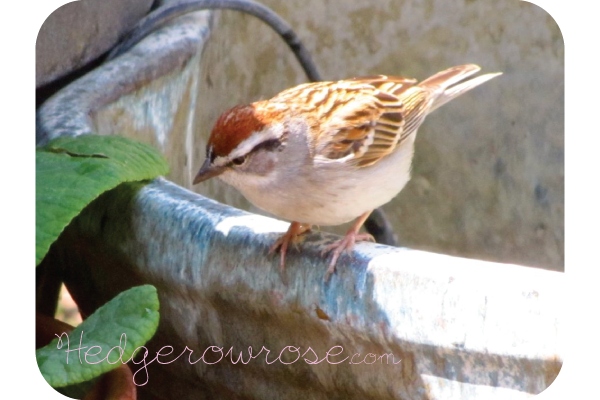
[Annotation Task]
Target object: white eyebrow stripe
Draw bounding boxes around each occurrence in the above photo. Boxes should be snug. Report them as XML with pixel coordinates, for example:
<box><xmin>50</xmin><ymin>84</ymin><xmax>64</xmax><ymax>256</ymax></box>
<box><xmin>227</xmin><ymin>123</ymin><xmax>285</xmax><ymax>160</ymax></box>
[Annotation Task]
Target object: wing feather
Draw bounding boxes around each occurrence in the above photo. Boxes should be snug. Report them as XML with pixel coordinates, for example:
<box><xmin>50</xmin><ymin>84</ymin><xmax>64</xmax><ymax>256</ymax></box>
<box><xmin>310</xmin><ymin>77</ymin><xmax>418</xmax><ymax>167</ymax></box>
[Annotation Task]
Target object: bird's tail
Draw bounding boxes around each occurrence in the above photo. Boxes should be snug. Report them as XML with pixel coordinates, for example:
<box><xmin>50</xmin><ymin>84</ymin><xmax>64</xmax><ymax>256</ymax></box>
<box><xmin>419</xmin><ymin>64</ymin><xmax>502</xmax><ymax>112</ymax></box>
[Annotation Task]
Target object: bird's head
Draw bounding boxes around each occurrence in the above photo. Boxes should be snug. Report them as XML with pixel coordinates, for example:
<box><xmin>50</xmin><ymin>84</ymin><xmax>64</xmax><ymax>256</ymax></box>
<box><xmin>193</xmin><ymin>102</ymin><xmax>288</xmax><ymax>185</ymax></box>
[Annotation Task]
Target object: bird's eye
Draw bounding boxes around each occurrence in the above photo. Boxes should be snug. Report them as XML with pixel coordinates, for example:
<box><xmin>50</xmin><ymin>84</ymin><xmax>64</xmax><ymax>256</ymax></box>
<box><xmin>232</xmin><ymin>156</ymin><xmax>246</xmax><ymax>166</ymax></box>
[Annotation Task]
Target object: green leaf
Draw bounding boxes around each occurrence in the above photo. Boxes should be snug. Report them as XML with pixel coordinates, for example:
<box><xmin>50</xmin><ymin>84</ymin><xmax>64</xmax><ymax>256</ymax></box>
<box><xmin>36</xmin><ymin>135</ymin><xmax>169</xmax><ymax>266</ymax></box>
<box><xmin>36</xmin><ymin>285</ymin><xmax>160</xmax><ymax>388</ymax></box>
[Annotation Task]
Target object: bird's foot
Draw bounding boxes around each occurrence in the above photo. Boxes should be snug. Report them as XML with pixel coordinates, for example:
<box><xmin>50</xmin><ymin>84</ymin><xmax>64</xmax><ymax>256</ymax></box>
<box><xmin>269</xmin><ymin>222</ymin><xmax>311</xmax><ymax>275</ymax></box>
<box><xmin>321</xmin><ymin>211</ymin><xmax>374</xmax><ymax>282</ymax></box>
<box><xmin>322</xmin><ymin>231</ymin><xmax>374</xmax><ymax>282</ymax></box>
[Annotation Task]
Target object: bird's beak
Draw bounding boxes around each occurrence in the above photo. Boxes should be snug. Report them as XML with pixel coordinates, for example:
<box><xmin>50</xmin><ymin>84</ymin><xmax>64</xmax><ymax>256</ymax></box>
<box><xmin>193</xmin><ymin>159</ymin><xmax>225</xmax><ymax>184</ymax></box>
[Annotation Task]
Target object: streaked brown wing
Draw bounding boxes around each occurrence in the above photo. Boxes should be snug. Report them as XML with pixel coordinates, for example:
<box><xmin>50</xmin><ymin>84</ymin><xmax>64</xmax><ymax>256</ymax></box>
<box><xmin>270</xmin><ymin>65</ymin><xmax>497</xmax><ymax>168</ymax></box>
<box><xmin>310</xmin><ymin>78</ymin><xmax>423</xmax><ymax>167</ymax></box>
<box><xmin>271</xmin><ymin>76</ymin><xmax>432</xmax><ymax>168</ymax></box>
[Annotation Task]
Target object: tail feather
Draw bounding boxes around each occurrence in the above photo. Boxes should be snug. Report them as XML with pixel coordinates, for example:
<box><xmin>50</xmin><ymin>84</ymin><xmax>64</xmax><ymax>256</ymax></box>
<box><xmin>419</xmin><ymin>64</ymin><xmax>502</xmax><ymax>112</ymax></box>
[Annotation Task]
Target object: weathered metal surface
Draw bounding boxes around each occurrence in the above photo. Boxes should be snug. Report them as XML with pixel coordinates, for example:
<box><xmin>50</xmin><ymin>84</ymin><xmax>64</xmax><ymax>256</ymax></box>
<box><xmin>49</xmin><ymin>178</ymin><xmax>562</xmax><ymax>400</ymax></box>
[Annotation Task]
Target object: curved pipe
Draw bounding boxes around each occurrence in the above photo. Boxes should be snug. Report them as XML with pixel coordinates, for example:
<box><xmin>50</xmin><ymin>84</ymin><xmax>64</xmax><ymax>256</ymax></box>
<box><xmin>107</xmin><ymin>0</ymin><xmax>322</xmax><ymax>82</ymax></box>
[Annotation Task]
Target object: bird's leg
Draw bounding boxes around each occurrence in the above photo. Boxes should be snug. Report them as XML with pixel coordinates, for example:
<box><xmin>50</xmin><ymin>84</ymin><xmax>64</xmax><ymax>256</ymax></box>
<box><xmin>269</xmin><ymin>221</ymin><xmax>311</xmax><ymax>273</ymax></box>
<box><xmin>322</xmin><ymin>211</ymin><xmax>375</xmax><ymax>282</ymax></box>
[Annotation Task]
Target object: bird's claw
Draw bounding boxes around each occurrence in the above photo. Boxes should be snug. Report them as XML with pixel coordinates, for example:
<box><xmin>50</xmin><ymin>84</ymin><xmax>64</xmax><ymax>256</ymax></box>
<box><xmin>322</xmin><ymin>232</ymin><xmax>374</xmax><ymax>282</ymax></box>
<box><xmin>269</xmin><ymin>223</ymin><xmax>311</xmax><ymax>276</ymax></box>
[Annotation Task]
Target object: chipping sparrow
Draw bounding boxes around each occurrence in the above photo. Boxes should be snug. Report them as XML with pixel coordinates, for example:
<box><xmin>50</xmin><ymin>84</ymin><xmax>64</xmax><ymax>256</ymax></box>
<box><xmin>194</xmin><ymin>64</ymin><xmax>501</xmax><ymax>281</ymax></box>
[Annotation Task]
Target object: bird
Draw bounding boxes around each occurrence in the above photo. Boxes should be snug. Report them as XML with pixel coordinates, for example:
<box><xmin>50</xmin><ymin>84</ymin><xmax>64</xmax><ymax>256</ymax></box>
<box><xmin>193</xmin><ymin>64</ymin><xmax>501</xmax><ymax>281</ymax></box>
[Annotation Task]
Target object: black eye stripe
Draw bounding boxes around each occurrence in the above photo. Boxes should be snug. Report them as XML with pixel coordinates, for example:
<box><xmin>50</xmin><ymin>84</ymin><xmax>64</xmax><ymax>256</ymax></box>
<box><xmin>251</xmin><ymin>138</ymin><xmax>282</xmax><ymax>153</ymax></box>
<box><xmin>232</xmin><ymin>156</ymin><xmax>246</xmax><ymax>165</ymax></box>
<box><xmin>227</xmin><ymin>139</ymin><xmax>284</xmax><ymax>167</ymax></box>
